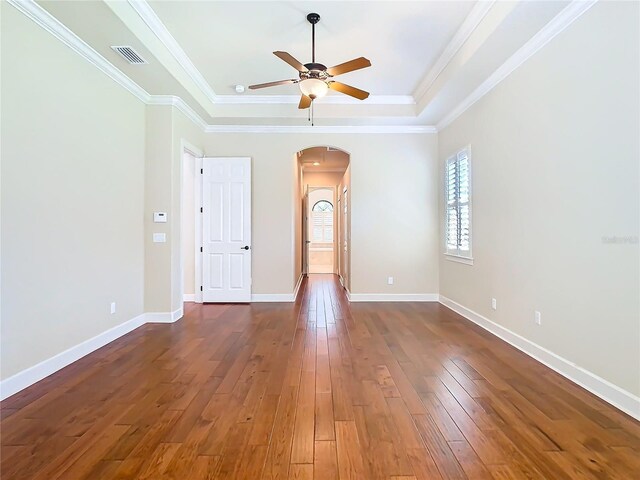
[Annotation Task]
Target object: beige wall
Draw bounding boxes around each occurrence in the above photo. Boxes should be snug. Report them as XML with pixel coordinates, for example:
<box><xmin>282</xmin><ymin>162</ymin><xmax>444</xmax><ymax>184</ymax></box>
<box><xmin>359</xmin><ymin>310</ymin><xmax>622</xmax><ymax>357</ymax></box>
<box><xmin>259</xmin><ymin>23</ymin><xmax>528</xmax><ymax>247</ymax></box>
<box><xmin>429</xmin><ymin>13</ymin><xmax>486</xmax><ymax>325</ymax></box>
<box><xmin>199</xmin><ymin>133</ymin><xmax>440</xmax><ymax>296</ymax></box>
<box><xmin>144</xmin><ymin>106</ymin><xmax>202</xmax><ymax>312</ymax></box>
<box><xmin>1</xmin><ymin>4</ymin><xmax>146</xmax><ymax>379</ymax></box>
<box><xmin>438</xmin><ymin>1</ymin><xmax>640</xmax><ymax>396</ymax></box>
<box><xmin>144</xmin><ymin>106</ymin><xmax>173</xmax><ymax>312</ymax></box>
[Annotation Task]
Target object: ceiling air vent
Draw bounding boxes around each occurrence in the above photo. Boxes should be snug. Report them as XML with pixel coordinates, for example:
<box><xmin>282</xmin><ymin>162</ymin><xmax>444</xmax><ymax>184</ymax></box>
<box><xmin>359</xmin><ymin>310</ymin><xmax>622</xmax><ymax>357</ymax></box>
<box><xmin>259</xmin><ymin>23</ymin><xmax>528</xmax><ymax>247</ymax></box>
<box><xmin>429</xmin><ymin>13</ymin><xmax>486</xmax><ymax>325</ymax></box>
<box><xmin>111</xmin><ymin>46</ymin><xmax>148</xmax><ymax>65</ymax></box>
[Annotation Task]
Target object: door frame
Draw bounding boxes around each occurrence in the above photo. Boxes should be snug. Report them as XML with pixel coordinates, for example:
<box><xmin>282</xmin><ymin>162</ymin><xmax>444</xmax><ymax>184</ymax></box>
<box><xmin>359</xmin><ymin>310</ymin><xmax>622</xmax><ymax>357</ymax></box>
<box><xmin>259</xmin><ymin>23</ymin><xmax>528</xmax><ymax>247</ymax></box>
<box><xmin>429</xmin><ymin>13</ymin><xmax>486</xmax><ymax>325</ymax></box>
<box><xmin>194</xmin><ymin>154</ymin><xmax>203</xmax><ymax>303</ymax></box>
<box><xmin>180</xmin><ymin>140</ymin><xmax>204</xmax><ymax>304</ymax></box>
<box><xmin>306</xmin><ymin>185</ymin><xmax>337</xmax><ymax>275</ymax></box>
<box><xmin>193</xmin><ymin>156</ymin><xmax>252</xmax><ymax>304</ymax></box>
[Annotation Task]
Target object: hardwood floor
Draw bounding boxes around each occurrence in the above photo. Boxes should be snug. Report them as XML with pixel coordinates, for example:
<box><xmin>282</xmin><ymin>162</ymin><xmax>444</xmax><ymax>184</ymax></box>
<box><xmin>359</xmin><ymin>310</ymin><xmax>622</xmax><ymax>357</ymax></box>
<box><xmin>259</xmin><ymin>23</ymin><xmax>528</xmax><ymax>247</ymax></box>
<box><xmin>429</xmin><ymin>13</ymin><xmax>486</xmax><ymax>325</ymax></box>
<box><xmin>1</xmin><ymin>274</ymin><xmax>639</xmax><ymax>479</ymax></box>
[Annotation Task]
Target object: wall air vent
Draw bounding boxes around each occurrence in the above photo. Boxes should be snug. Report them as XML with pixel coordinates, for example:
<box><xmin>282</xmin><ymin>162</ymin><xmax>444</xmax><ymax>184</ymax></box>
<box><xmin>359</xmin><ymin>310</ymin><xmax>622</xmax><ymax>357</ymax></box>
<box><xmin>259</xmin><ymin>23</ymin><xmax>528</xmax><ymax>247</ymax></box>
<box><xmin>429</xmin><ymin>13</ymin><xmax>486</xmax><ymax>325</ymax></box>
<box><xmin>110</xmin><ymin>46</ymin><xmax>148</xmax><ymax>65</ymax></box>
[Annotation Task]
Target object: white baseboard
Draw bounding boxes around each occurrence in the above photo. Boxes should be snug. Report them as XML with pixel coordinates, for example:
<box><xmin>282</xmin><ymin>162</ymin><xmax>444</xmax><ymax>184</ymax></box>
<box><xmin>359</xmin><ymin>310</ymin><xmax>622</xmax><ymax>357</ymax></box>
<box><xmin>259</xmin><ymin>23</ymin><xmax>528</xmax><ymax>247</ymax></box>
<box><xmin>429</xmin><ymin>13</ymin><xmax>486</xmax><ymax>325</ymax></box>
<box><xmin>439</xmin><ymin>295</ymin><xmax>640</xmax><ymax>421</ymax></box>
<box><xmin>183</xmin><ymin>294</ymin><xmax>195</xmax><ymax>302</ymax></box>
<box><xmin>0</xmin><ymin>313</ymin><xmax>146</xmax><ymax>401</ymax></box>
<box><xmin>348</xmin><ymin>293</ymin><xmax>439</xmax><ymax>302</ymax></box>
<box><xmin>145</xmin><ymin>306</ymin><xmax>184</xmax><ymax>324</ymax></box>
<box><xmin>1</xmin><ymin>305</ymin><xmax>187</xmax><ymax>400</ymax></box>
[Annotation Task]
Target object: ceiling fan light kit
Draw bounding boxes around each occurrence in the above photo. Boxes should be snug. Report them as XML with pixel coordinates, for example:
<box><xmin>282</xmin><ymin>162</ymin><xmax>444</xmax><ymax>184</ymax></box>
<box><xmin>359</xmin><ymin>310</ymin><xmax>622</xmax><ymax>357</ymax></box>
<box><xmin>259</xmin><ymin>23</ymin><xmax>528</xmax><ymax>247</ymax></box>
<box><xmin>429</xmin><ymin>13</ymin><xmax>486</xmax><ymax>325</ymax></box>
<box><xmin>299</xmin><ymin>78</ymin><xmax>328</xmax><ymax>100</ymax></box>
<box><xmin>248</xmin><ymin>12</ymin><xmax>372</xmax><ymax>116</ymax></box>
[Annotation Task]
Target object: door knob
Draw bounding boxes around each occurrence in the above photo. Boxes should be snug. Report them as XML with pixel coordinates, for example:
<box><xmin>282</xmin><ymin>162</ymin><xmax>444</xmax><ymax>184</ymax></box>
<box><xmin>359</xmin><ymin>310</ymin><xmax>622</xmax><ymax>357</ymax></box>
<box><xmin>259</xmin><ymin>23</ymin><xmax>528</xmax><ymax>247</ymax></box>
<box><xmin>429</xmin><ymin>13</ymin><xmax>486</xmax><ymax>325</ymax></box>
<box><xmin>241</xmin><ymin>246</ymin><xmax>250</xmax><ymax>250</ymax></box>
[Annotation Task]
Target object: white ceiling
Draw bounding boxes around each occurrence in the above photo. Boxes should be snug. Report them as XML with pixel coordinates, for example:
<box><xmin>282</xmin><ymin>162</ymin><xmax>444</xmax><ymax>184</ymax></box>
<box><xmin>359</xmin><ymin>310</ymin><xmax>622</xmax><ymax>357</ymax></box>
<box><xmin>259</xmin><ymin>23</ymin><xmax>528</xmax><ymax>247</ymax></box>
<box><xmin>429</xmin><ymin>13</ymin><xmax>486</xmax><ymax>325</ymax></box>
<box><xmin>32</xmin><ymin>0</ymin><xmax>578</xmax><ymax>128</ymax></box>
<box><xmin>148</xmin><ymin>1</ymin><xmax>475</xmax><ymax>96</ymax></box>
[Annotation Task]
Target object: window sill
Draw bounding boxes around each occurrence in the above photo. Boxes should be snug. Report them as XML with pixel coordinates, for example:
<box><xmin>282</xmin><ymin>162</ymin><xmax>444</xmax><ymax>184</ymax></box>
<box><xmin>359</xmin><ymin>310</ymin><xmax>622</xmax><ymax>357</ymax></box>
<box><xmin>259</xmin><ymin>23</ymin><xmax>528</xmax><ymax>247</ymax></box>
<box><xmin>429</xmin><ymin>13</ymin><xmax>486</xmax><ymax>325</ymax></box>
<box><xmin>444</xmin><ymin>254</ymin><xmax>474</xmax><ymax>266</ymax></box>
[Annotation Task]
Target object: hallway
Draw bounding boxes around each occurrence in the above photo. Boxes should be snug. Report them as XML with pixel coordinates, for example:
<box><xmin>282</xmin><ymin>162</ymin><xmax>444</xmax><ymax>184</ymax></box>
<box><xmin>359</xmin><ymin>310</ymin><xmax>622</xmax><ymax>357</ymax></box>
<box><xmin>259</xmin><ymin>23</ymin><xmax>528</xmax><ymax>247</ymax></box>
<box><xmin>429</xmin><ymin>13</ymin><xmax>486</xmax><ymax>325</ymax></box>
<box><xmin>1</xmin><ymin>274</ymin><xmax>639</xmax><ymax>479</ymax></box>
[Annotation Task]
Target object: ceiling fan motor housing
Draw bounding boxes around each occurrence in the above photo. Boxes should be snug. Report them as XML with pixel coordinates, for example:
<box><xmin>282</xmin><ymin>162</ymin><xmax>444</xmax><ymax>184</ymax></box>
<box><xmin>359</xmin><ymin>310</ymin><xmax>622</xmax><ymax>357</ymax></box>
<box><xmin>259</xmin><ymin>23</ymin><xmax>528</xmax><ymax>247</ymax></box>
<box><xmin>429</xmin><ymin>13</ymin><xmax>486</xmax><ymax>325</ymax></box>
<box><xmin>301</xmin><ymin>63</ymin><xmax>329</xmax><ymax>83</ymax></box>
<box><xmin>307</xmin><ymin>13</ymin><xmax>320</xmax><ymax>24</ymax></box>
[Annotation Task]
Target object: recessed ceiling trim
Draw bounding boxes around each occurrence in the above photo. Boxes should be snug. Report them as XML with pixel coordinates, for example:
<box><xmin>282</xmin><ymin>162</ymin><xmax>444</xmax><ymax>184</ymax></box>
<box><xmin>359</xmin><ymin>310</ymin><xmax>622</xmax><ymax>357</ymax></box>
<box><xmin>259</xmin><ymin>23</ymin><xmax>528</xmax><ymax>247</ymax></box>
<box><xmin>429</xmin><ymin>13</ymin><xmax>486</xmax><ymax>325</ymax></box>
<box><xmin>214</xmin><ymin>95</ymin><xmax>415</xmax><ymax>105</ymax></box>
<box><xmin>7</xmin><ymin>0</ymin><xmax>434</xmax><ymax>134</ymax></box>
<box><xmin>11</xmin><ymin>0</ymin><xmax>597</xmax><ymax>136</ymax></box>
<box><xmin>125</xmin><ymin>1</ymin><xmax>415</xmax><ymax>109</ymax></box>
<box><xmin>437</xmin><ymin>0</ymin><xmax>598</xmax><ymax>131</ymax></box>
<box><xmin>413</xmin><ymin>1</ymin><xmax>495</xmax><ymax>109</ymax></box>
<box><xmin>147</xmin><ymin>95</ymin><xmax>208</xmax><ymax>130</ymax></box>
<box><xmin>127</xmin><ymin>0</ymin><xmax>218</xmax><ymax>103</ymax></box>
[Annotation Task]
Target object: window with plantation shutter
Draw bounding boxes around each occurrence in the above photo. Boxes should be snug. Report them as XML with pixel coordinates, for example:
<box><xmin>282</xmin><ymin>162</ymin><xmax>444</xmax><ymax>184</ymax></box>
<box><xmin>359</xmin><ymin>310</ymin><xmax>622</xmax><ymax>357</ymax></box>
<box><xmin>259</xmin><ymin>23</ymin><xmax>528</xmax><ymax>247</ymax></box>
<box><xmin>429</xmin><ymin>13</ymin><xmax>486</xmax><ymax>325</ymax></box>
<box><xmin>445</xmin><ymin>147</ymin><xmax>472</xmax><ymax>263</ymax></box>
<box><xmin>312</xmin><ymin>200</ymin><xmax>334</xmax><ymax>243</ymax></box>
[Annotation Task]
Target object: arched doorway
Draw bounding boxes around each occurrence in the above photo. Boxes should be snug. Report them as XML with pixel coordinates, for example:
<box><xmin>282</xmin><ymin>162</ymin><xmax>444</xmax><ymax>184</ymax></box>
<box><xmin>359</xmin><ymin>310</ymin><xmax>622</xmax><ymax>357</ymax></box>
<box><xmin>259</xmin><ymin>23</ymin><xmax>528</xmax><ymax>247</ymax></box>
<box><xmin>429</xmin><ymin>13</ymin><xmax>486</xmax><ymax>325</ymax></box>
<box><xmin>296</xmin><ymin>146</ymin><xmax>351</xmax><ymax>289</ymax></box>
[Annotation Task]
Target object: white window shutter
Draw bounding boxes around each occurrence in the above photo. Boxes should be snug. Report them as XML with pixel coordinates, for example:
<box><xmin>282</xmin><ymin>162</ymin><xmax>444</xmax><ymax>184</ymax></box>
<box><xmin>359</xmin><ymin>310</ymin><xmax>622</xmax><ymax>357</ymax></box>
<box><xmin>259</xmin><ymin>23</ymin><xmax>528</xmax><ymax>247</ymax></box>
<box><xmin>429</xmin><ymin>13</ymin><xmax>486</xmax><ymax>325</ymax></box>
<box><xmin>445</xmin><ymin>147</ymin><xmax>472</xmax><ymax>258</ymax></box>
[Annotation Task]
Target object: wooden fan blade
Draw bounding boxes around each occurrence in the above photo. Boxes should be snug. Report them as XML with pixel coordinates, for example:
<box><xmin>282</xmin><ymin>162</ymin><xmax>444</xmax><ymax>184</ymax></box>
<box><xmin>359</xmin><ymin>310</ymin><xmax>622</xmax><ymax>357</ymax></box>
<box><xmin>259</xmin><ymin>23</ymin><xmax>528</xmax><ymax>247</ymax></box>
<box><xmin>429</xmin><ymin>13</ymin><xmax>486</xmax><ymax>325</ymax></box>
<box><xmin>298</xmin><ymin>94</ymin><xmax>312</xmax><ymax>109</ymax></box>
<box><xmin>248</xmin><ymin>79</ymin><xmax>298</xmax><ymax>90</ymax></box>
<box><xmin>328</xmin><ymin>81</ymin><xmax>369</xmax><ymax>100</ymax></box>
<box><xmin>326</xmin><ymin>57</ymin><xmax>371</xmax><ymax>76</ymax></box>
<box><xmin>274</xmin><ymin>51</ymin><xmax>309</xmax><ymax>72</ymax></box>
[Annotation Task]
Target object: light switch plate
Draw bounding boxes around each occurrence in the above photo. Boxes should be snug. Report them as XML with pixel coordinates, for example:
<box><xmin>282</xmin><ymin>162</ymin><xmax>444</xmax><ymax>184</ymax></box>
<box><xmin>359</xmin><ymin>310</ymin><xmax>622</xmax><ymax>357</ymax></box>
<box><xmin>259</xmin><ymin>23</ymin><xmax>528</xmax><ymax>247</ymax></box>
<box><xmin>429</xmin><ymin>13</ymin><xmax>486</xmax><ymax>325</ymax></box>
<box><xmin>153</xmin><ymin>233</ymin><xmax>166</xmax><ymax>243</ymax></box>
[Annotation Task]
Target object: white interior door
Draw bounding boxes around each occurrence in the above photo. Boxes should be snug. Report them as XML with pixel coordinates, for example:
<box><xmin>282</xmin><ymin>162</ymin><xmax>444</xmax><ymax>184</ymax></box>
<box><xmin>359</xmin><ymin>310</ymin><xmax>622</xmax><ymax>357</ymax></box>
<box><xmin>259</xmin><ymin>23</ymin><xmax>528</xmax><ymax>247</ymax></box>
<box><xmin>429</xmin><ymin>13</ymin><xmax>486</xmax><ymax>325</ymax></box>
<box><xmin>202</xmin><ymin>157</ymin><xmax>251</xmax><ymax>302</ymax></box>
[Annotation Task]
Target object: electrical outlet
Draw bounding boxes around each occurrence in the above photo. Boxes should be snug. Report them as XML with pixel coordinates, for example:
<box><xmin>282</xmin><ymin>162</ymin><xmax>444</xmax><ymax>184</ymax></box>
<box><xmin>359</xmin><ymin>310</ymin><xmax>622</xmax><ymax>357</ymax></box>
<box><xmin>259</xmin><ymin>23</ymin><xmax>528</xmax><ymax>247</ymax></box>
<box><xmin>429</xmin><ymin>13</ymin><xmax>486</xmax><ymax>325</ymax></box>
<box><xmin>387</xmin><ymin>276</ymin><xmax>394</xmax><ymax>285</ymax></box>
<box><xmin>535</xmin><ymin>311</ymin><xmax>541</xmax><ymax>325</ymax></box>
<box><xmin>491</xmin><ymin>298</ymin><xmax>497</xmax><ymax>310</ymax></box>
<box><xmin>110</xmin><ymin>302</ymin><xmax>116</xmax><ymax>314</ymax></box>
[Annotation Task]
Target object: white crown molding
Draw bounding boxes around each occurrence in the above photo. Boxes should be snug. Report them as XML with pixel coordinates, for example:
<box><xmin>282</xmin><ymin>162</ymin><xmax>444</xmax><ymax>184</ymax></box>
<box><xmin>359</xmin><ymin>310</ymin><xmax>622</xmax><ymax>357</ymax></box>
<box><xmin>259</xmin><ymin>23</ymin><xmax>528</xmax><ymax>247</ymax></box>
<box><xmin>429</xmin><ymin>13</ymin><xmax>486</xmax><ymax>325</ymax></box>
<box><xmin>214</xmin><ymin>95</ymin><xmax>415</xmax><ymax>105</ymax></box>
<box><xmin>127</xmin><ymin>0</ymin><xmax>218</xmax><ymax>104</ymax></box>
<box><xmin>204</xmin><ymin>125</ymin><xmax>437</xmax><ymax>134</ymax></box>
<box><xmin>437</xmin><ymin>0</ymin><xmax>597</xmax><ymax>130</ymax></box>
<box><xmin>348</xmin><ymin>293</ymin><xmax>439</xmax><ymax>302</ymax></box>
<box><xmin>0</xmin><ymin>313</ymin><xmax>147</xmax><ymax>400</ymax></box>
<box><xmin>439</xmin><ymin>295</ymin><xmax>640</xmax><ymax>421</ymax></box>
<box><xmin>9</xmin><ymin>0</ymin><xmax>434</xmax><ymax>135</ymax></box>
<box><xmin>127</xmin><ymin>2</ymin><xmax>416</xmax><ymax>109</ymax></box>
<box><xmin>413</xmin><ymin>1</ymin><xmax>495</xmax><ymax>105</ymax></box>
<box><xmin>7</xmin><ymin>0</ymin><xmax>150</xmax><ymax>103</ymax></box>
<box><xmin>147</xmin><ymin>95</ymin><xmax>208</xmax><ymax>130</ymax></box>
<box><xmin>11</xmin><ymin>0</ymin><xmax>596</xmax><ymax>137</ymax></box>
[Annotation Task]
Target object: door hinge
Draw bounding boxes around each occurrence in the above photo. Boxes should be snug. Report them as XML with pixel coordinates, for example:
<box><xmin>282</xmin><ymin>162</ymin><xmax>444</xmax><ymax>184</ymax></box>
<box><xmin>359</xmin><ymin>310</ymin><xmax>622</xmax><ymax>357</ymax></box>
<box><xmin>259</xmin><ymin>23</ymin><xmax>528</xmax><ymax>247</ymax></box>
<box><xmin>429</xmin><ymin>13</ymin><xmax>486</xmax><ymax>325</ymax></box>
<box><xmin>200</xmin><ymin>247</ymin><xmax>203</xmax><ymax>252</ymax></box>
<box><xmin>200</xmin><ymin>207</ymin><xmax>203</xmax><ymax>213</ymax></box>
<box><xmin>200</xmin><ymin>286</ymin><xmax>203</xmax><ymax>291</ymax></box>
<box><xmin>200</xmin><ymin>168</ymin><xmax>203</xmax><ymax>174</ymax></box>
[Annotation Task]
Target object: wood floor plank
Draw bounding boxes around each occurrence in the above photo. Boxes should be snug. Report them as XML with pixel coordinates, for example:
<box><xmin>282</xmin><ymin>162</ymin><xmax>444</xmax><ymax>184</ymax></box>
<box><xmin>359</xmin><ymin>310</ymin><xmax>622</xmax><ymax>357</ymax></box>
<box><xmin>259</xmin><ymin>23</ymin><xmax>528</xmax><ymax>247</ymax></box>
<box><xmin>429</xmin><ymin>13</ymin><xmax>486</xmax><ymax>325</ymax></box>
<box><xmin>1</xmin><ymin>274</ymin><xmax>638</xmax><ymax>480</ymax></box>
<box><xmin>314</xmin><ymin>440</ymin><xmax>339</xmax><ymax>480</ymax></box>
<box><xmin>335</xmin><ymin>420</ymin><xmax>369</xmax><ymax>480</ymax></box>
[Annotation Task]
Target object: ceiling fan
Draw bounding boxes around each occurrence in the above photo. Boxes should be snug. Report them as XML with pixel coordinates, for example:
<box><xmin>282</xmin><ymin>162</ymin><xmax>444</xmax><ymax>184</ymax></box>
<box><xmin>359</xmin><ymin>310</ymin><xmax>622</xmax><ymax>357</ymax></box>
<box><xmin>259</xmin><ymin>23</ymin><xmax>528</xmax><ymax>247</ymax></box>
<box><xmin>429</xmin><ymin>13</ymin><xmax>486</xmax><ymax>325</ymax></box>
<box><xmin>248</xmin><ymin>13</ymin><xmax>371</xmax><ymax>109</ymax></box>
